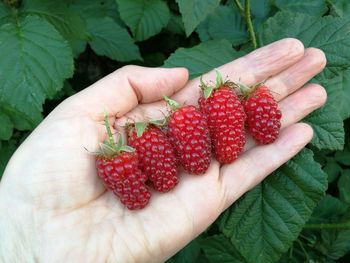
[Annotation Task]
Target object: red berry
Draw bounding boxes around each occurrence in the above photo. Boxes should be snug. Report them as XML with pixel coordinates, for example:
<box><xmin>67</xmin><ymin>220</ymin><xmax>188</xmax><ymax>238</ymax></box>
<box><xmin>166</xmin><ymin>104</ymin><xmax>212</xmax><ymax>174</ymax></box>
<box><xmin>243</xmin><ymin>85</ymin><xmax>282</xmax><ymax>144</ymax></box>
<box><xmin>95</xmin><ymin>113</ymin><xmax>151</xmax><ymax>210</ymax></box>
<box><xmin>128</xmin><ymin>125</ymin><xmax>178</xmax><ymax>192</ymax></box>
<box><xmin>199</xmin><ymin>87</ymin><xmax>246</xmax><ymax>164</ymax></box>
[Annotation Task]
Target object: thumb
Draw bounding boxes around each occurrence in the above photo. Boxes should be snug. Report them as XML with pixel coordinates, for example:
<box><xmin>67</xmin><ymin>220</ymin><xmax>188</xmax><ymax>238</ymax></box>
<box><xmin>63</xmin><ymin>65</ymin><xmax>189</xmax><ymax>119</ymax></box>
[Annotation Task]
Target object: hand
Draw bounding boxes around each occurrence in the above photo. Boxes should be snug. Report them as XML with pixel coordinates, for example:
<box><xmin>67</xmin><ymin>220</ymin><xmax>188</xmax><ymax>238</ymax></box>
<box><xmin>0</xmin><ymin>38</ymin><xmax>327</xmax><ymax>263</ymax></box>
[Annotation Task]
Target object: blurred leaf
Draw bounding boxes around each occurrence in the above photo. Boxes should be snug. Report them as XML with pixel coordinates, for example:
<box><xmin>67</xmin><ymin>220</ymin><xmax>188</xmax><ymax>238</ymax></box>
<box><xmin>309</xmin><ymin>194</ymin><xmax>348</xmax><ymax>223</ymax></box>
<box><xmin>167</xmin><ymin>239</ymin><xmax>202</xmax><ymax>263</ymax></box>
<box><xmin>163</xmin><ymin>39</ymin><xmax>245</xmax><ymax>79</ymax></box>
<box><xmin>71</xmin><ymin>0</ymin><xmax>124</xmax><ymax>26</ymax></box>
<box><xmin>259</xmin><ymin>11</ymin><xmax>350</xmax><ymax>78</ymax></box>
<box><xmin>338</xmin><ymin>170</ymin><xmax>350</xmax><ymax>204</ymax></box>
<box><xmin>166</xmin><ymin>13</ymin><xmax>185</xmax><ymax>35</ymax></box>
<box><xmin>0</xmin><ymin>15</ymin><xmax>74</xmax><ymax>128</ymax></box>
<box><xmin>329</xmin><ymin>0</ymin><xmax>350</xmax><ymax>18</ymax></box>
<box><xmin>116</xmin><ymin>0</ymin><xmax>170</xmax><ymax>41</ymax></box>
<box><xmin>273</xmin><ymin>0</ymin><xmax>327</xmax><ymax>16</ymax></box>
<box><xmin>335</xmin><ymin>147</ymin><xmax>350</xmax><ymax>165</ymax></box>
<box><xmin>219</xmin><ymin>149</ymin><xmax>327</xmax><ymax>263</ymax></box>
<box><xmin>86</xmin><ymin>17</ymin><xmax>142</xmax><ymax>61</ymax></box>
<box><xmin>21</xmin><ymin>0</ymin><xmax>88</xmax><ymax>43</ymax></box>
<box><xmin>200</xmin><ymin>235</ymin><xmax>246</xmax><ymax>263</ymax></box>
<box><xmin>0</xmin><ymin>111</ymin><xmax>13</xmax><ymax>140</ymax></box>
<box><xmin>314</xmin><ymin>70</ymin><xmax>350</xmax><ymax>120</ymax></box>
<box><xmin>323</xmin><ymin>159</ymin><xmax>342</xmax><ymax>182</ymax></box>
<box><xmin>176</xmin><ymin>0</ymin><xmax>220</xmax><ymax>36</ymax></box>
<box><xmin>0</xmin><ymin>1</ymin><xmax>11</xmax><ymax>22</ymax></box>
<box><xmin>315</xmin><ymin>229</ymin><xmax>350</xmax><ymax>260</ymax></box>
<box><xmin>0</xmin><ymin>140</ymin><xmax>16</xmax><ymax>177</ymax></box>
<box><xmin>304</xmin><ymin>103</ymin><xmax>344</xmax><ymax>151</ymax></box>
<box><xmin>197</xmin><ymin>6</ymin><xmax>247</xmax><ymax>45</ymax></box>
<box><xmin>250</xmin><ymin>0</ymin><xmax>271</xmax><ymax>21</ymax></box>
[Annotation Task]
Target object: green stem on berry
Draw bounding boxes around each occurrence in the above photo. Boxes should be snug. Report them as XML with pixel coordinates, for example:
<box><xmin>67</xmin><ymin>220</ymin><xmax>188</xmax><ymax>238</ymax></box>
<box><xmin>103</xmin><ymin>110</ymin><xmax>116</xmax><ymax>149</ymax></box>
<box><xmin>304</xmin><ymin>221</ymin><xmax>350</xmax><ymax>230</ymax></box>
<box><xmin>244</xmin><ymin>0</ymin><xmax>257</xmax><ymax>50</ymax></box>
<box><xmin>163</xmin><ymin>95</ymin><xmax>180</xmax><ymax>110</ymax></box>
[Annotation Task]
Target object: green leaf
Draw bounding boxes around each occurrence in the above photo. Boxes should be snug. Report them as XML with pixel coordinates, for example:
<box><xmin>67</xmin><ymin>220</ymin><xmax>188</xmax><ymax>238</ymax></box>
<box><xmin>323</xmin><ymin>160</ymin><xmax>342</xmax><ymax>183</ymax></box>
<box><xmin>167</xmin><ymin>239</ymin><xmax>202</xmax><ymax>263</ymax></box>
<box><xmin>86</xmin><ymin>17</ymin><xmax>142</xmax><ymax>62</ymax></box>
<box><xmin>70</xmin><ymin>0</ymin><xmax>124</xmax><ymax>27</ymax></box>
<box><xmin>116</xmin><ymin>0</ymin><xmax>170</xmax><ymax>41</ymax></box>
<box><xmin>166</xmin><ymin>13</ymin><xmax>185</xmax><ymax>35</ymax></box>
<box><xmin>197</xmin><ymin>6</ymin><xmax>247</xmax><ymax>45</ymax></box>
<box><xmin>259</xmin><ymin>12</ymin><xmax>350</xmax><ymax>78</ymax></box>
<box><xmin>219</xmin><ymin>149</ymin><xmax>327</xmax><ymax>263</ymax></box>
<box><xmin>316</xmin><ymin>229</ymin><xmax>350</xmax><ymax>260</ymax></box>
<box><xmin>303</xmin><ymin>104</ymin><xmax>344</xmax><ymax>151</ymax></box>
<box><xmin>250</xmin><ymin>0</ymin><xmax>271</xmax><ymax>21</ymax></box>
<box><xmin>314</xmin><ymin>70</ymin><xmax>350</xmax><ymax>120</ymax></box>
<box><xmin>335</xmin><ymin>147</ymin><xmax>350</xmax><ymax>165</ymax></box>
<box><xmin>273</xmin><ymin>0</ymin><xmax>327</xmax><ymax>16</ymax></box>
<box><xmin>338</xmin><ymin>170</ymin><xmax>350</xmax><ymax>204</ymax></box>
<box><xmin>329</xmin><ymin>0</ymin><xmax>350</xmax><ymax>18</ymax></box>
<box><xmin>0</xmin><ymin>15</ymin><xmax>74</xmax><ymax>128</ymax></box>
<box><xmin>176</xmin><ymin>0</ymin><xmax>220</xmax><ymax>36</ymax></box>
<box><xmin>0</xmin><ymin>140</ymin><xmax>16</xmax><ymax>178</ymax></box>
<box><xmin>0</xmin><ymin>1</ymin><xmax>11</xmax><ymax>22</ymax></box>
<box><xmin>309</xmin><ymin>194</ymin><xmax>348</xmax><ymax>223</ymax></box>
<box><xmin>200</xmin><ymin>235</ymin><xmax>246</xmax><ymax>263</ymax></box>
<box><xmin>0</xmin><ymin>111</ymin><xmax>13</xmax><ymax>140</ymax></box>
<box><xmin>163</xmin><ymin>40</ymin><xmax>245</xmax><ymax>79</ymax></box>
<box><xmin>21</xmin><ymin>0</ymin><xmax>88</xmax><ymax>43</ymax></box>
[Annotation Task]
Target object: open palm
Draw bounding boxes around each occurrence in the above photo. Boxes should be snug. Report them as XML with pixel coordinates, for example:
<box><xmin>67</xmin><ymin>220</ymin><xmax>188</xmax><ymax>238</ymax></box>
<box><xmin>0</xmin><ymin>39</ymin><xmax>327</xmax><ymax>263</ymax></box>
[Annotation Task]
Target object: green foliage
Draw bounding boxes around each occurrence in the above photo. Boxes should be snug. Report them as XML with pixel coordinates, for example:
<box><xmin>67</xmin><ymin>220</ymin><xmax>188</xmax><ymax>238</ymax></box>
<box><xmin>219</xmin><ymin>149</ymin><xmax>327</xmax><ymax>263</ymax></box>
<box><xmin>164</xmin><ymin>39</ymin><xmax>245</xmax><ymax>78</ymax></box>
<box><xmin>116</xmin><ymin>0</ymin><xmax>170</xmax><ymax>41</ymax></box>
<box><xmin>304</xmin><ymin>103</ymin><xmax>344</xmax><ymax>151</ymax></box>
<box><xmin>176</xmin><ymin>0</ymin><xmax>220</xmax><ymax>36</ymax></box>
<box><xmin>0</xmin><ymin>0</ymin><xmax>350</xmax><ymax>262</ymax></box>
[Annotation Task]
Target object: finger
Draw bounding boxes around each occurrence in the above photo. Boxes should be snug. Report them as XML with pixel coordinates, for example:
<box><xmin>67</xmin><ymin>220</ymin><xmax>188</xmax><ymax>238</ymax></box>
<box><xmin>64</xmin><ymin>66</ymin><xmax>189</xmax><ymax>120</ymax></box>
<box><xmin>115</xmin><ymin>38</ymin><xmax>305</xmax><ymax>123</ymax></box>
<box><xmin>173</xmin><ymin>38</ymin><xmax>305</xmax><ymax>105</ymax></box>
<box><xmin>279</xmin><ymin>83</ymin><xmax>327</xmax><ymax>128</ymax></box>
<box><xmin>266</xmin><ymin>48</ymin><xmax>327</xmax><ymax>101</ymax></box>
<box><xmin>220</xmin><ymin>123</ymin><xmax>313</xmax><ymax>209</ymax></box>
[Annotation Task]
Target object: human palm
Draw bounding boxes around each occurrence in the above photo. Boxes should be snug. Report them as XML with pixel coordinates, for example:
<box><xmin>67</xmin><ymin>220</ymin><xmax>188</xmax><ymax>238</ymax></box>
<box><xmin>0</xmin><ymin>39</ymin><xmax>327</xmax><ymax>263</ymax></box>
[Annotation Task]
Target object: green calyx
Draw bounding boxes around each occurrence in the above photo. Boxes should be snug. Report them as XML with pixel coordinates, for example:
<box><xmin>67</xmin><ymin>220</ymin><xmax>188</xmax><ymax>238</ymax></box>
<box><xmin>98</xmin><ymin>111</ymin><xmax>134</xmax><ymax>158</ymax></box>
<box><xmin>163</xmin><ymin>95</ymin><xmax>181</xmax><ymax>110</ymax></box>
<box><xmin>200</xmin><ymin>69</ymin><xmax>234</xmax><ymax>99</ymax></box>
<box><xmin>130</xmin><ymin>119</ymin><xmax>167</xmax><ymax>138</ymax></box>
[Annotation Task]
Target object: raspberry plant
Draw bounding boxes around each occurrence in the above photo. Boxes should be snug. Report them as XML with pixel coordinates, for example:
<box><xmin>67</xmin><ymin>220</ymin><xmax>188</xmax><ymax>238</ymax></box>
<box><xmin>0</xmin><ymin>0</ymin><xmax>349</xmax><ymax>262</ymax></box>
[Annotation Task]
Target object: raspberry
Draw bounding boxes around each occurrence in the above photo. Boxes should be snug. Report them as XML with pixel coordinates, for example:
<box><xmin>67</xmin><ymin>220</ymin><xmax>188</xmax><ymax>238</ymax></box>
<box><xmin>165</xmin><ymin>97</ymin><xmax>211</xmax><ymax>174</ymax></box>
<box><xmin>243</xmin><ymin>85</ymin><xmax>282</xmax><ymax>144</ymax></box>
<box><xmin>96</xmin><ymin>153</ymin><xmax>150</xmax><ymax>210</ymax></box>
<box><xmin>128</xmin><ymin>124</ymin><xmax>178</xmax><ymax>192</ymax></box>
<box><xmin>199</xmin><ymin>72</ymin><xmax>246</xmax><ymax>164</ymax></box>
<box><xmin>95</xmin><ymin>113</ymin><xmax>151</xmax><ymax>210</ymax></box>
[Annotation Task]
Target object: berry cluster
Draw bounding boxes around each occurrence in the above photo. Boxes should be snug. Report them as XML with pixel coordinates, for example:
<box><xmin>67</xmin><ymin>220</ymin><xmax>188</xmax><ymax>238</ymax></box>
<box><xmin>95</xmin><ymin>71</ymin><xmax>281</xmax><ymax>210</ymax></box>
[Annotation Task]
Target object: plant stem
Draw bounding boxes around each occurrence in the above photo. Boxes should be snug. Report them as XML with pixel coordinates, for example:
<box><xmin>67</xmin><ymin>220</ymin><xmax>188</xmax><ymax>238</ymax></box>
<box><xmin>244</xmin><ymin>0</ymin><xmax>257</xmax><ymax>49</ymax></box>
<box><xmin>304</xmin><ymin>221</ymin><xmax>350</xmax><ymax>230</ymax></box>
<box><xmin>297</xmin><ymin>240</ymin><xmax>310</xmax><ymax>261</ymax></box>
<box><xmin>234</xmin><ymin>0</ymin><xmax>245</xmax><ymax>17</ymax></box>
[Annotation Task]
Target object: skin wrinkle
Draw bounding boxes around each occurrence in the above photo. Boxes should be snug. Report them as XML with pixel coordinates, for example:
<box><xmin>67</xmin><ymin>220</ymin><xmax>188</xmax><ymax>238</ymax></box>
<box><xmin>267</xmin><ymin>48</ymin><xmax>327</xmax><ymax>101</ymax></box>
